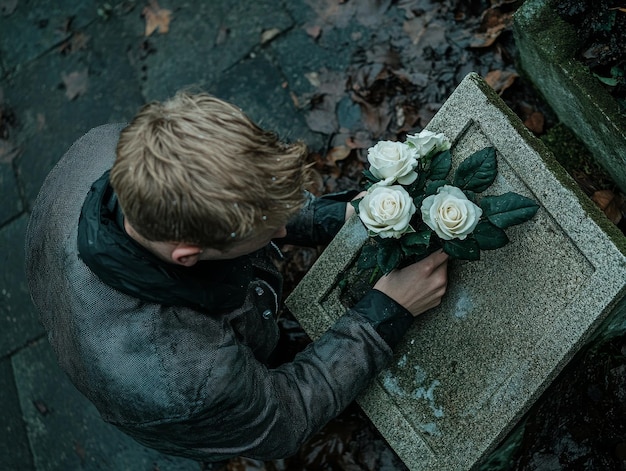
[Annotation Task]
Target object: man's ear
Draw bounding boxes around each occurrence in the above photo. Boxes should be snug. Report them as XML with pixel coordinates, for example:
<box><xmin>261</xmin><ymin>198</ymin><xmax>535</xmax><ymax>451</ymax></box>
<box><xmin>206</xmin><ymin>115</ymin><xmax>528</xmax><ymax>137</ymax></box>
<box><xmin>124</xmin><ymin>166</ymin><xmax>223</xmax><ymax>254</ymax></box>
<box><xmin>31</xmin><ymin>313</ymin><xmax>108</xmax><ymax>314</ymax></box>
<box><xmin>171</xmin><ymin>244</ymin><xmax>203</xmax><ymax>267</ymax></box>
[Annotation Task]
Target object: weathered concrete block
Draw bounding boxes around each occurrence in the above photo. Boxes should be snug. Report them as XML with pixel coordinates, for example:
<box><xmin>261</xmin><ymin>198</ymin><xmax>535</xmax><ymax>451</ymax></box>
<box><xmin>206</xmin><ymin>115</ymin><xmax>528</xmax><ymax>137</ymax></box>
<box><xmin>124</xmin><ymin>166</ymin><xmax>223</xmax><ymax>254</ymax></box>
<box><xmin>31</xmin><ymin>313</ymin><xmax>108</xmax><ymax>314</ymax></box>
<box><xmin>513</xmin><ymin>0</ymin><xmax>626</xmax><ymax>193</ymax></box>
<box><xmin>286</xmin><ymin>73</ymin><xmax>626</xmax><ymax>470</ymax></box>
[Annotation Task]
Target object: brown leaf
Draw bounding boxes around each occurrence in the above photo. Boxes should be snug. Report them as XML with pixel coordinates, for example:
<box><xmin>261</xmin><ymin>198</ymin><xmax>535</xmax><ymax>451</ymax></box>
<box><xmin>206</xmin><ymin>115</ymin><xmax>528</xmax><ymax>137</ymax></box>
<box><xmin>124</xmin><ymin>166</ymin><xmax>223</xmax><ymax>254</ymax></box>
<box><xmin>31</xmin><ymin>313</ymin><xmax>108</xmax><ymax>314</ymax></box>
<box><xmin>62</xmin><ymin>68</ymin><xmax>89</xmax><ymax>100</ymax></box>
<box><xmin>524</xmin><ymin>111</ymin><xmax>545</xmax><ymax>135</ymax></box>
<box><xmin>351</xmin><ymin>93</ymin><xmax>392</xmax><ymax>138</ymax></box>
<box><xmin>305</xmin><ymin>71</ymin><xmax>321</xmax><ymax>88</ymax></box>
<box><xmin>592</xmin><ymin>190</ymin><xmax>623</xmax><ymax>225</ymax></box>
<box><xmin>215</xmin><ymin>26</ymin><xmax>229</xmax><ymax>45</ymax></box>
<box><xmin>59</xmin><ymin>31</ymin><xmax>90</xmax><ymax>55</ymax></box>
<box><xmin>289</xmin><ymin>91</ymin><xmax>300</xmax><ymax>108</ymax></box>
<box><xmin>470</xmin><ymin>8</ymin><xmax>512</xmax><ymax>48</ymax></box>
<box><xmin>346</xmin><ymin>131</ymin><xmax>373</xmax><ymax>150</ymax></box>
<box><xmin>142</xmin><ymin>0</ymin><xmax>172</xmax><ymax>36</ymax></box>
<box><xmin>403</xmin><ymin>17</ymin><xmax>426</xmax><ymax>45</ymax></box>
<box><xmin>305</xmin><ymin>0</ymin><xmax>355</xmax><ymax>28</ymax></box>
<box><xmin>305</xmin><ymin>24</ymin><xmax>322</xmax><ymax>39</ymax></box>
<box><xmin>485</xmin><ymin>69</ymin><xmax>518</xmax><ymax>94</ymax></box>
<box><xmin>33</xmin><ymin>400</ymin><xmax>50</xmax><ymax>416</ymax></box>
<box><xmin>305</xmin><ymin>95</ymin><xmax>339</xmax><ymax>134</ymax></box>
<box><xmin>0</xmin><ymin>0</ymin><xmax>17</xmax><ymax>16</ymax></box>
<box><xmin>470</xmin><ymin>24</ymin><xmax>506</xmax><ymax>48</ymax></box>
<box><xmin>326</xmin><ymin>145</ymin><xmax>352</xmax><ymax>165</ymax></box>
<box><xmin>260</xmin><ymin>28</ymin><xmax>281</xmax><ymax>44</ymax></box>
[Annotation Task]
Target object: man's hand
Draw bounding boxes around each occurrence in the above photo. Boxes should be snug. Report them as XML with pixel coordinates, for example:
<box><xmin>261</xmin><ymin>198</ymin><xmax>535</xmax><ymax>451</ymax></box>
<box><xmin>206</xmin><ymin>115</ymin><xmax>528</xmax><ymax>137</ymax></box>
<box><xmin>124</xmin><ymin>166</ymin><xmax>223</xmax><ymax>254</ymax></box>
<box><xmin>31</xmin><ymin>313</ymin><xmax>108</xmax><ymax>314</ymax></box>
<box><xmin>345</xmin><ymin>191</ymin><xmax>367</xmax><ymax>222</ymax></box>
<box><xmin>374</xmin><ymin>250</ymin><xmax>449</xmax><ymax>317</ymax></box>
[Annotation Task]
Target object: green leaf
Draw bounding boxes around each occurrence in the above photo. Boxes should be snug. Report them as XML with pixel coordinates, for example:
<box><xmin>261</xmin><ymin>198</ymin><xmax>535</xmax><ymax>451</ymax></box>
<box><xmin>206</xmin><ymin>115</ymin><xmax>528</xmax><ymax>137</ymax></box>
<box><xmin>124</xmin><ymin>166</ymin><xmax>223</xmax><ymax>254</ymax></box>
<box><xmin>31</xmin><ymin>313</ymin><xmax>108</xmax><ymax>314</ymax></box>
<box><xmin>443</xmin><ymin>237</ymin><xmax>480</xmax><ymax>261</ymax></box>
<box><xmin>407</xmin><ymin>164</ymin><xmax>428</xmax><ymax>195</ymax></box>
<box><xmin>377</xmin><ymin>241</ymin><xmax>403</xmax><ymax>275</ymax></box>
<box><xmin>473</xmin><ymin>221</ymin><xmax>509</xmax><ymax>250</ymax></box>
<box><xmin>594</xmin><ymin>74</ymin><xmax>618</xmax><ymax>87</ymax></box>
<box><xmin>357</xmin><ymin>243</ymin><xmax>378</xmax><ymax>270</ymax></box>
<box><xmin>428</xmin><ymin>149</ymin><xmax>452</xmax><ymax>181</ymax></box>
<box><xmin>413</xmin><ymin>193</ymin><xmax>426</xmax><ymax>209</ymax></box>
<box><xmin>362</xmin><ymin>169</ymin><xmax>380</xmax><ymax>183</ymax></box>
<box><xmin>453</xmin><ymin>147</ymin><xmax>497</xmax><ymax>192</ymax></box>
<box><xmin>402</xmin><ymin>230</ymin><xmax>431</xmax><ymax>247</ymax></box>
<box><xmin>424</xmin><ymin>179</ymin><xmax>448</xmax><ymax>197</ymax></box>
<box><xmin>480</xmin><ymin>192</ymin><xmax>539</xmax><ymax>229</ymax></box>
<box><xmin>402</xmin><ymin>243</ymin><xmax>429</xmax><ymax>258</ymax></box>
<box><xmin>350</xmin><ymin>198</ymin><xmax>362</xmax><ymax>214</ymax></box>
<box><xmin>463</xmin><ymin>189</ymin><xmax>477</xmax><ymax>203</ymax></box>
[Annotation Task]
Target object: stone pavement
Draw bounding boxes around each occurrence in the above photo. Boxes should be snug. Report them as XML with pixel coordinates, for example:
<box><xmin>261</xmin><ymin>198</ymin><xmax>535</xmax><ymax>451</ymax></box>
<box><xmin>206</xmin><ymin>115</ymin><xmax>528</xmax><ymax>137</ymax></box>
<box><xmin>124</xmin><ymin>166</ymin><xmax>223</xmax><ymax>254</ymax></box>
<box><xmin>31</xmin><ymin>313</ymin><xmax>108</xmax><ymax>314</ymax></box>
<box><xmin>0</xmin><ymin>0</ymin><xmax>376</xmax><ymax>468</ymax></box>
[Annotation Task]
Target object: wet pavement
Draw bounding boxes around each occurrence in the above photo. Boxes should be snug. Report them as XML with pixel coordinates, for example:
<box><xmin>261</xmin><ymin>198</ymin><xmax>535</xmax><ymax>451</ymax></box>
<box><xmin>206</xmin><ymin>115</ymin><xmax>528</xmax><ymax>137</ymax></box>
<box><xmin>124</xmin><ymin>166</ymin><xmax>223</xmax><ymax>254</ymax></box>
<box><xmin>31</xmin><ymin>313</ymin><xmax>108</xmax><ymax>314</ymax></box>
<box><xmin>0</xmin><ymin>0</ymin><xmax>339</xmax><ymax>468</ymax></box>
<box><xmin>2</xmin><ymin>0</ymin><xmax>625</xmax><ymax>470</ymax></box>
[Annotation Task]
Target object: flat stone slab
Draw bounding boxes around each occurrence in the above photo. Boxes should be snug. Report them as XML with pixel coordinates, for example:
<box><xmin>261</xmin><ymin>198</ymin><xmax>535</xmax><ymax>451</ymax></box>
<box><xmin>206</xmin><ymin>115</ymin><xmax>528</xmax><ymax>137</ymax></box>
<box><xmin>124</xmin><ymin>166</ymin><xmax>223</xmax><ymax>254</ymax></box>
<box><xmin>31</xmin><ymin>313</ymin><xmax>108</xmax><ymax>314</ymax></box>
<box><xmin>0</xmin><ymin>161</ymin><xmax>22</xmax><ymax>226</ymax></box>
<box><xmin>286</xmin><ymin>73</ymin><xmax>626</xmax><ymax>470</ymax></box>
<box><xmin>2</xmin><ymin>12</ymin><xmax>144</xmax><ymax>206</ymax></box>
<box><xmin>0</xmin><ymin>215</ymin><xmax>44</xmax><ymax>356</ymax></box>
<box><xmin>138</xmin><ymin>0</ymin><xmax>293</xmax><ymax>101</ymax></box>
<box><xmin>12</xmin><ymin>339</ymin><xmax>200</xmax><ymax>470</ymax></box>
<box><xmin>0</xmin><ymin>358</ymin><xmax>33</xmax><ymax>469</ymax></box>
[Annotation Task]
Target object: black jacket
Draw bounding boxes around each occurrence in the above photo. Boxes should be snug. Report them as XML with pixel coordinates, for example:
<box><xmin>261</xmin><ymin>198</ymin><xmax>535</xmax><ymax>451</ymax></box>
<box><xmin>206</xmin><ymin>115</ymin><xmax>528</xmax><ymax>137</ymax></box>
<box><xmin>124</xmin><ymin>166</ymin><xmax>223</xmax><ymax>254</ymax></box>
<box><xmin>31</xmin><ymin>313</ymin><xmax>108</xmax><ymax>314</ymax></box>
<box><xmin>25</xmin><ymin>123</ymin><xmax>412</xmax><ymax>461</ymax></box>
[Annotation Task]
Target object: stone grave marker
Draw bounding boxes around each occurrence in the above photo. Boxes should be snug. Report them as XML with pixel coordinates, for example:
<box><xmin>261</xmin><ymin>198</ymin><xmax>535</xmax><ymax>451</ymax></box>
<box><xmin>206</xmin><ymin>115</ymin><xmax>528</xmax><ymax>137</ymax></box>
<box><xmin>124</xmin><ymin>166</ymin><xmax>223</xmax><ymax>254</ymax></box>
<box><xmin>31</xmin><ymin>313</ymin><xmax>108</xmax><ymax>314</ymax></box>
<box><xmin>286</xmin><ymin>73</ymin><xmax>626</xmax><ymax>470</ymax></box>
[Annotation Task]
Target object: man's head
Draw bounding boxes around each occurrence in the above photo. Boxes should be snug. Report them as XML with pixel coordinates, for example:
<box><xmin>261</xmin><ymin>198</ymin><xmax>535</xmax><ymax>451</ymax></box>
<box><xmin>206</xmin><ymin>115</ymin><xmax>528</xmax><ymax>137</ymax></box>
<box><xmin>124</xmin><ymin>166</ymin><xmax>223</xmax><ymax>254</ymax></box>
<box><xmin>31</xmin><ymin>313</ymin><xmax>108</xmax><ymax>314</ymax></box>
<box><xmin>110</xmin><ymin>92</ymin><xmax>310</xmax><ymax>263</ymax></box>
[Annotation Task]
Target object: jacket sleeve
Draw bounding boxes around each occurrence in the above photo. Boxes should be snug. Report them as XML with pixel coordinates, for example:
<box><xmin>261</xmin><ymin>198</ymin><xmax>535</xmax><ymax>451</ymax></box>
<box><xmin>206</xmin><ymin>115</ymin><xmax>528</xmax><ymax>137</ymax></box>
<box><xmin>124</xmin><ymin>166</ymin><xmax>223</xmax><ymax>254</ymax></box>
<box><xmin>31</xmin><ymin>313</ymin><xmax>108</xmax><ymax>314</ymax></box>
<box><xmin>283</xmin><ymin>190</ymin><xmax>360</xmax><ymax>247</ymax></box>
<box><xmin>132</xmin><ymin>306</ymin><xmax>396</xmax><ymax>462</ymax></box>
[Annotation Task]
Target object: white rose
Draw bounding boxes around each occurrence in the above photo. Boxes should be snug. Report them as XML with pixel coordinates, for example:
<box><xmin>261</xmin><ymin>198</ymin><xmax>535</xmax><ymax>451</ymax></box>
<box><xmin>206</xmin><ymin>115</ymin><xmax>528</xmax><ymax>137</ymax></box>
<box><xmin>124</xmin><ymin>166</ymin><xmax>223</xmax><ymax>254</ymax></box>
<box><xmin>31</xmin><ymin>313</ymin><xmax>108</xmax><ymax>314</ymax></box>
<box><xmin>421</xmin><ymin>185</ymin><xmax>482</xmax><ymax>240</ymax></box>
<box><xmin>406</xmin><ymin>130</ymin><xmax>451</xmax><ymax>157</ymax></box>
<box><xmin>367</xmin><ymin>141</ymin><xmax>419</xmax><ymax>185</ymax></box>
<box><xmin>358</xmin><ymin>185</ymin><xmax>416</xmax><ymax>239</ymax></box>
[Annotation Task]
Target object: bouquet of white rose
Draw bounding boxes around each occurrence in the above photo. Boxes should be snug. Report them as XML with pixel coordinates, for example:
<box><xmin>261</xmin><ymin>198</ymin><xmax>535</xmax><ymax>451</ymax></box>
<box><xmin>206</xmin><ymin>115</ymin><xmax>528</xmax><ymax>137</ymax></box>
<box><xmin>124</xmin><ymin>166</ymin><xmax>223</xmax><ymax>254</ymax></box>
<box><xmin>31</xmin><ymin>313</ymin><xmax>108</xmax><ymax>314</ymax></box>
<box><xmin>353</xmin><ymin>130</ymin><xmax>540</xmax><ymax>275</ymax></box>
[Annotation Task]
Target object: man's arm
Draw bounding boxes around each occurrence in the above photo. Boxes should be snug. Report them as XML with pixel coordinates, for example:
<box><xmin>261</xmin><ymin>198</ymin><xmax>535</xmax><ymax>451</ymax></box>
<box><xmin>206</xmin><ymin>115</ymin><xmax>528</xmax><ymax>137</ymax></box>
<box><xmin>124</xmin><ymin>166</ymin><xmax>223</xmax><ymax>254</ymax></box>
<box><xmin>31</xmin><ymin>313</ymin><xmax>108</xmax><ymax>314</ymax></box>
<box><xmin>282</xmin><ymin>190</ymin><xmax>360</xmax><ymax>247</ymax></box>
<box><xmin>132</xmin><ymin>252</ymin><xmax>448</xmax><ymax>461</ymax></box>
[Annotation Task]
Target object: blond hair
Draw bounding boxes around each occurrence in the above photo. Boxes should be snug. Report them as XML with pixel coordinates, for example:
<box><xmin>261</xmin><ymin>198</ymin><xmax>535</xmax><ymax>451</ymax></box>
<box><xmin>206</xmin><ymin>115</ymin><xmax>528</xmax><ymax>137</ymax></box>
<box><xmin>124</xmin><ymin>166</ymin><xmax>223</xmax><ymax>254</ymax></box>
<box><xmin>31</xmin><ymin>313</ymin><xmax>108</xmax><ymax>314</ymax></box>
<box><xmin>110</xmin><ymin>92</ymin><xmax>310</xmax><ymax>249</ymax></box>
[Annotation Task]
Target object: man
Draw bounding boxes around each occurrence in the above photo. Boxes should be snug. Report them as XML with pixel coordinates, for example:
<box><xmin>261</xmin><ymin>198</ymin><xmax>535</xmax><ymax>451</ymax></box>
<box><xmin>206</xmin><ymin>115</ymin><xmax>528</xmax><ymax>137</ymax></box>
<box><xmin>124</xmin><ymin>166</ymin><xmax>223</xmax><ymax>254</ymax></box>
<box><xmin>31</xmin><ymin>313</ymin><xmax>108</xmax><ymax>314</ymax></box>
<box><xmin>25</xmin><ymin>92</ymin><xmax>448</xmax><ymax>461</ymax></box>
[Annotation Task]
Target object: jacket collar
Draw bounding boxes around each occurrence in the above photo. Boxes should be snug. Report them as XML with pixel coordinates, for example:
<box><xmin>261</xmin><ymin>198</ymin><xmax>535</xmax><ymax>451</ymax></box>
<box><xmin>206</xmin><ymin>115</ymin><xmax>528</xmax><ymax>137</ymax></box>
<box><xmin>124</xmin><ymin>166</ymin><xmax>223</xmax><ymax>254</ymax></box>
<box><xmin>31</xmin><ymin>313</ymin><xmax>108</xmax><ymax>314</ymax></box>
<box><xmin>77</xmin><ymin>171</ymin><xmax>255</xmax><ymax>312</ymax></box>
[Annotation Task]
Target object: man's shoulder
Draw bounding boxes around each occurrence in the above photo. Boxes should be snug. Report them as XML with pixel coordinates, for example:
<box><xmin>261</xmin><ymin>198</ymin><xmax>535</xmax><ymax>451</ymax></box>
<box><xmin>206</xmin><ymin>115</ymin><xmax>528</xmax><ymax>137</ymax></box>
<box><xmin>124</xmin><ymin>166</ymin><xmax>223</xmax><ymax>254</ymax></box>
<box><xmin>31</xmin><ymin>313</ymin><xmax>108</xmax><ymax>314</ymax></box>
<box><xmin>69</xmin><ymin>123</ymin><xmax>127</xmax><ymax>153</ymax></box>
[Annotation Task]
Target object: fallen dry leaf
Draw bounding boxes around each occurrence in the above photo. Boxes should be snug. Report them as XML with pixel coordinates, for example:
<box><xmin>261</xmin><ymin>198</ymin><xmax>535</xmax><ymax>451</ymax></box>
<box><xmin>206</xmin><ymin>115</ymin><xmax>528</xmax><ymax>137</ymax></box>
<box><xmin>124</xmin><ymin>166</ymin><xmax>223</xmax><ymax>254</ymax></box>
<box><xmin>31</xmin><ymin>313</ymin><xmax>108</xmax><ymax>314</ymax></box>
<box><xmin>33</xmin><ymin>400</ymin><xmax>50</xmax><ymax>416</ymax></box>
<box><xmin>305</xmin><ymin>24</ymin><xmax>322</xmax><ymax>39</ymax></box>
<box><xmin>305</xmin><ymin>95</ymin><xmax>339</xmax><ymax>134</ymax></box>
<box><xmin>289</xmin><ymin>91</ymin><xmax>300</xmax><ymax>108</ymax></box>
<box><xmin>470</xmin><ymin>8</ymin><xmax>512</xmax><ymax>48</ymax></box>
<box><xmin>485</xmin><ymin>69</ymin><xmax>518</xmax><ymax>94</ymax></box>
<box><xmin>470</xmin><ymin>24</ymin><xmax>506</xmax><ymax>48</ymax></box>
<box><xmin>261</xmin><ymin>28</ymin><xmax>281</xmax><ymax>44</ymax></box>
<box><xmin>524</xmin><ymin>111</ymin><xmax>545</xmax><ymax>135</ymax></box>
<box><xmin>59</xmin><ymin>31</ymin><xmax>90</xmax><ymax>55</ymax></box>
<box><xmin>351</xmin><ymin>92</ymin><xmax>392</xmax><ymax>138</ymax></box>
<box><xmin>592</xmin><ymin>189</ymin><xmax>623</xmax><ymax>225</ymax></box>
<box><xmin>346</xmin><ymin>131</ymin><xmax>373</xmax><ymax>150</ymax></box>
<box><xmin>215</xmin><ymin>26</ymin><xmax>229</xmax><ymax>45</ymax></box>
<box><xmin>326</xmin><ymin>145</ymin><xmax>352</xmax><ymax>165</ymax></box>
<box><xmin>62</xmin><ymin>68</ymin><xmax>89</xmax><ymax>100</ymax></box>
<box><xmin>142</xmin><ymin>0</ymin><xmax>172</xmax><ymax>36</ymax></box>
<box><xmin>0</xmin><ymin>0</ymin><xmax>17</xmax><ymax>16</ymax></box>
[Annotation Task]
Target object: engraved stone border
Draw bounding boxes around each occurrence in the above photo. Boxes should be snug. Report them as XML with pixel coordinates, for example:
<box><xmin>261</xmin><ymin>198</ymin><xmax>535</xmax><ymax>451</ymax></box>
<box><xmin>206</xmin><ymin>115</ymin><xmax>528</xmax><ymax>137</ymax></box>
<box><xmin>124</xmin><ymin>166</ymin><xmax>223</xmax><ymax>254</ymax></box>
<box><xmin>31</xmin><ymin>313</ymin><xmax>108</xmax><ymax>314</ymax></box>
<box><xmin>286</xmin><ymin>73</ymin><xmax>626</xmax><ymax>470</ymax></box>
